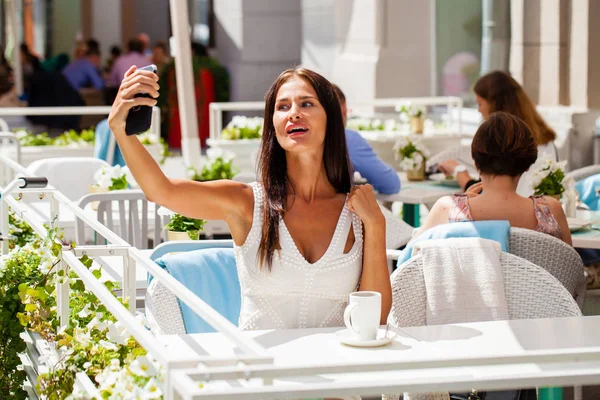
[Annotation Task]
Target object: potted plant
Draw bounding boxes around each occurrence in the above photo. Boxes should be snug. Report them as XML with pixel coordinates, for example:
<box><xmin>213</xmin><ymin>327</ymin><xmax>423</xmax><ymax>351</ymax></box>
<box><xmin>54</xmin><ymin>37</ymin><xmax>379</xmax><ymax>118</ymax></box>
<box><xmin>397</xmin><ymin>104</ymin><xmax>426</xmax><ymax>134</ymax></box>
<box><xmin>187</xmin><ymin>149</ymin><xmax>238</xmax><ymax>182</ymax></box>
<box><xmin>90</xmin><ymin>165</ymin><xmax>135</xmax><ymax>210</ymax></box>
<box><xmin>531</xmin><ymin>159</ymin><xmax>573</xmax><ymax>200</ymax></box>
<box><xmin>206</xmin><ymin>116</ymin><xmax>264</xmax><ymax>173</ymax></box>
<box><xmin>394</xmin><ymin>135</ymin><xmax>430</xmax><ymax>181</ymax></box>
<box><xmin>163</xmin><ymin>212</ymin><xmax>206</xmax><ymax>241</ymax></box>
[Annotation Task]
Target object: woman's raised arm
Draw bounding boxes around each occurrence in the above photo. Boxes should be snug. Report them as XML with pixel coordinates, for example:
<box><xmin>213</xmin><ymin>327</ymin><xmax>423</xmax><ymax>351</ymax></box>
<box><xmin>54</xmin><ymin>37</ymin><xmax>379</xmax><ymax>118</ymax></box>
<box><xmin>107</xmin><ymin>66</ymin><xmax>254</xmax><ymax>242</ymax></box>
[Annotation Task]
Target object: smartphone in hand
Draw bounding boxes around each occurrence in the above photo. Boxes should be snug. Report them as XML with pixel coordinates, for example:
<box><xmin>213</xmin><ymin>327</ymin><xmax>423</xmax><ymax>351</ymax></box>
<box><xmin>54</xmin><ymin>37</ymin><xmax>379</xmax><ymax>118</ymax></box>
<box><xmin>125</xmin><ymin>64</ymin><xmax>157</xmax><ymax>136</ymax></box>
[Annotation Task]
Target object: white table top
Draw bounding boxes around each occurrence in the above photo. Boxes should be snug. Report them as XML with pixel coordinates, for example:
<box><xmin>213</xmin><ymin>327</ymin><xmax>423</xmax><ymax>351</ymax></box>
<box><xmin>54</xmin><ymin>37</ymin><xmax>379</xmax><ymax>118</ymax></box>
<box><xmin>572</xmin><ymin>210</ymin><xmax>600</xmax><ymax>249</ymax></box>
<box><xmin>160</xmin><ymin>316</ymin><xmax>600</xmax><ymax>399</ymax></box>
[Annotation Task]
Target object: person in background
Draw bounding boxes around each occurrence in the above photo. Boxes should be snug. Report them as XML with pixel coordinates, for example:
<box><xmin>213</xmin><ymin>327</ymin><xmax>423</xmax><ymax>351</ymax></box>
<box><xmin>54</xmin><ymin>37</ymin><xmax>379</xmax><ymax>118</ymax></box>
<box><xmin>438</xmin><ymin>71</ymin><xmax>557</xmax><ymax>196</ymax></box>
<box><xmin>20</xmin><ymin>43</ymin><xmax>41</xmax><ymax>95</ymax></box>
<box><xmin>417</xmin><ymin>112</ymin><xmax>571</xmax><ymax>245</ymax></box>
<box><xmin>108</xmin><ymin>39</ymin><xmax>149</xmax><ymax>87</ymax></box>
<box><xmin>0</xmin><ymin>48</ymin><xmax>13</xmax><ymax>96</ymax></box>
<box><xmin>151</xmin><ymin>41</ymin><xmax>171</xmax><ymax>77</ymax></box>
<box><xmin>138</xmin><ymin>32</ymin><xmax>152</xmax><ymax>58</ymax></box>
<box><xmin>62</xmin><ymin>47</ymin><xmax>104</xmax><ymax>91</ymax></box>
<box><xmin>158</xmin><ymin>42</ymin><xmax>230</xmax><ymax>147</ymax></box>
<box><xmin>104</xmin><ymin>45</ymin><xmax>121</xmax><ymax>76</ymax></box>
<box><xmin>332</xmin><ymin>84</ymin><xmax>401</xmax><ymax>195</ymax></box>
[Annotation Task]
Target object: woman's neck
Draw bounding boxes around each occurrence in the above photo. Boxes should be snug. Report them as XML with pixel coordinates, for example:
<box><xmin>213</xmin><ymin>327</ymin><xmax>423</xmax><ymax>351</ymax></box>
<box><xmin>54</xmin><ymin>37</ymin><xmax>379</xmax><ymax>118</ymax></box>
<box><xmin>285</xmin><ymin>150</ymin><xmax>335</xmax><ymax>203</ymax></box>
<box><xmin>479</xmin><ymin>174</ymin><xmax>522</xmax><ymax>199</ymax></box>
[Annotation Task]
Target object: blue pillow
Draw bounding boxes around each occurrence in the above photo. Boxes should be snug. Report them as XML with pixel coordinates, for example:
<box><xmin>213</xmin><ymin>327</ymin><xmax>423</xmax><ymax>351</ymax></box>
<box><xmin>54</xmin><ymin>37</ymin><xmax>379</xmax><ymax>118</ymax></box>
<box><xmin>396</xmin><ymin>220</ymin><xmax>511</xmax><ymax>265</ymax></box>
<box><xmin>149</xmin><ymin>247</ymin><xmax>240</xmax><ymax>333</ymax></box>
<box><xmin>575</xmin><ymin>174</ymin><xmax>600</xmax><ymax>211</ymax></box>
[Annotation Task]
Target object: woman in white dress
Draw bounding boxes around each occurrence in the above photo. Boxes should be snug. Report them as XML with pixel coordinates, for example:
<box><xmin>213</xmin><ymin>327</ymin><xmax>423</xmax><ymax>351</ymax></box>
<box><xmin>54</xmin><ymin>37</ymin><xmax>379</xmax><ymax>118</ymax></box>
<box><xmin>108</xmin><ymin>66</ymin><xmax>392</xmax><ymax>330</ymax></box>
<box><xmin>439</xmin><ymin>70</ymin><xmax>558</xmax><ymax>197</ymax></box>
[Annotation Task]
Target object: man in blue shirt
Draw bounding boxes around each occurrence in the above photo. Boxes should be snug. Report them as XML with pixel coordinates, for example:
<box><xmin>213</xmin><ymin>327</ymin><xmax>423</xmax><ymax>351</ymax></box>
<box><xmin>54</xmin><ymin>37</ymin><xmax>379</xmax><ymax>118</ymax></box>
<box><xmin>333</xmin><ymin>85</ymin><xmax>400</xmax><ymax>194</ymax></box>
<box><xmin>62</xmin><ymin>48</ymin><xmax>104</xmax><ymax>91</ymax></box>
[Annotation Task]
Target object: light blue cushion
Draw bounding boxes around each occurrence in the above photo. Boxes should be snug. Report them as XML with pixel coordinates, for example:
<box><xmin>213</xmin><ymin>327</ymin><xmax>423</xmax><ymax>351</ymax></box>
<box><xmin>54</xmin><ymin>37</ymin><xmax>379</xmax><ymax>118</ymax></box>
<box><xmin>93</xmin><ymin>119</ymin><xmax>126</xmax><ymax>167</ymax></box>
<box><xmin>149</xmin><ymin>247</ymin><xmax>240</xmax><ymax>333</ymax></box>
<box><xmin>575</xmin><ymin>174</ymin><xmax>600</xmax><ymax>211</ymax></box>
<box><xmin>396</xmin><ymin>220</ymin><xmax>511</xmax><ymax>265</ymax></box>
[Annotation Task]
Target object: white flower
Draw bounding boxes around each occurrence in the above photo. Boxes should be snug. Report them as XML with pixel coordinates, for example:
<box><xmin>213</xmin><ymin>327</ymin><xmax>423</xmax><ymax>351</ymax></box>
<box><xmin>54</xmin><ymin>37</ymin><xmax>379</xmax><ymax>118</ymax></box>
<box><xmin>206</xmin><ymin>147</ymin><xmax>224</xmax><ymax>160</ymax></box>
<box><xmin>98</xmin><ymin>340</ymin><xmax>119</xmax><ymax>351</ymax></box>
<box><xmin>15</xmin><ymin>130</ymin><xmax>28</xmax><ymax>139</ymax></box>
<box><xmin>186</xmin><ymin>166</ymin><xmax>198</xmax><ymax>179</ymax></box>
<box><xmin>106</xmin><ymin>322</ymin><xmax>131</xmax><ymax>346</ymax></box>
<box><xmin>77</xmin><ymin>304</ymin><xmax>92</xmax><ymax>319</ymax></box>
<box><xmin>384</xmin><ymin>119</ymin><xmax>397</xmax><ymax>131</ymax></box>
<box><xmin>39</xmin><ymin>260</ymin><xmax>53</xmax><ymax>274</ymax></box>
<box><xmin>110</xmin><ymin>165</ymin><xmax>123</xmax><ymax>179</ymax></box>
<box><xmin>143</xmin><ymin>378</ymin><xmax>163</xmax><ymax>399</ymax></box>
<box><xmin>129</xmin><ymin>355</ymin><xmax>158</xmax><ymax>377</ymax></box>
<box><xmin>74</xmin><ymin>329</ymin><xmax>91</xmax><ymax>347</ymax></box>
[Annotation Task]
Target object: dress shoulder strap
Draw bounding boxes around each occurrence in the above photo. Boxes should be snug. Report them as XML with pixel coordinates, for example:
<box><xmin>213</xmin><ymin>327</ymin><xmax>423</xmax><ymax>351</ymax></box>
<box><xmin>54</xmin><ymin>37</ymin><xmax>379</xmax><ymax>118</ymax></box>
<box><xmin>448</xmin><ymin>194</ymin><xmax>473</xmax><ymax>223</ymax></box>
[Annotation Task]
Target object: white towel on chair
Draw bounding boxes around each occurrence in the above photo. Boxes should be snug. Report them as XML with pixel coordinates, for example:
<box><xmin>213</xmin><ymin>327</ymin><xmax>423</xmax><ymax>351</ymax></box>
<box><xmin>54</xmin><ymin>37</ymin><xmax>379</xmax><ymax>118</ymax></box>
<box><xmin>414</xmin><ymin>237</ymin><xmax>509</xmax><ymax>325</ymax></box>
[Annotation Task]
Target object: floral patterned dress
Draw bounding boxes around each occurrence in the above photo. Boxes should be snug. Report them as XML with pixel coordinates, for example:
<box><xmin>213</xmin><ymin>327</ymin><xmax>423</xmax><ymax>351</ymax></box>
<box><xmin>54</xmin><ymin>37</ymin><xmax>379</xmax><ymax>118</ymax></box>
<box><xmin>449</xmin><ymin>194</ymin><xmax>562</xmax><ymax>239</ymax></box>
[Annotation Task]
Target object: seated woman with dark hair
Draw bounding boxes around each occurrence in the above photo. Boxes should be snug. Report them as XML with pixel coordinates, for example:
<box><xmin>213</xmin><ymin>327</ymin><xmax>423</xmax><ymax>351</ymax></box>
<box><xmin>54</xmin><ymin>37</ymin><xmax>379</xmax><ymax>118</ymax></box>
<box><xmin>417</xmin><ymin>112</ymin><xmax>572</xmax><ymax>245</ymax></box>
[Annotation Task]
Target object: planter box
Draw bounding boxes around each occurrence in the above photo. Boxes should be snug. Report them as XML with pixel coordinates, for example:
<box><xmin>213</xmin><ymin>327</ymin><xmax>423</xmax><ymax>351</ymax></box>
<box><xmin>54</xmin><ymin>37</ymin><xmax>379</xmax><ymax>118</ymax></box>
<box><xmin>20</xmin><ymin>330</ymin><xmax>98</xmax><ymax>398</ymax></box>
<box><xmin>206</xmin><ymin>138</ymin><xmax>261</xmax><ymax>174</ymax></box>
<box><xmin>8</xmin><ymin>144</ymin><xmax>164</xmax><ymax>167</ymax></box>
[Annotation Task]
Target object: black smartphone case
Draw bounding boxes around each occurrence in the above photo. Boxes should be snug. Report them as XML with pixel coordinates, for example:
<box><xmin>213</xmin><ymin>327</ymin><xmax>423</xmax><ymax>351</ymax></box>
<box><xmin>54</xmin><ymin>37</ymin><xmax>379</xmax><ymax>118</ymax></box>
<box><xmin>125</xmin><ymin>65</ymin><xmax>157</xmax><ymax>136</ymax></box>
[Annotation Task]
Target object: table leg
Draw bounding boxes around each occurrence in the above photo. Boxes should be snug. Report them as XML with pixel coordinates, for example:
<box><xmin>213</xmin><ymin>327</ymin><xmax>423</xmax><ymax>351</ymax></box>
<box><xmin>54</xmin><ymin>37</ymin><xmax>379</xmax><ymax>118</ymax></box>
<box><xmin>539</xmin><ymin>387</ymin><xmax>563</xmax><ymax>400</ymax></box>
<box><xmin>402</xmin><ymin>203</ymin><xmax>420</xmax><ymax>227</ymax></box>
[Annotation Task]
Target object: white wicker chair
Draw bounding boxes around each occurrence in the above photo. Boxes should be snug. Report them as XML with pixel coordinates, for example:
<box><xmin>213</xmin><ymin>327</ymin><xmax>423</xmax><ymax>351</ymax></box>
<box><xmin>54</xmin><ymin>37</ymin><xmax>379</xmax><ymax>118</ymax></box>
<box><xmin>565</xmin><ymin>165</ymin><xmax>600</xmax><ymax>182</ymax></box>
<box><xmin>508</xmin><ymin>227</ymin><xmax>586</xmax><ymax>308</ymax></box>
<box><xmin>385</xmin><ymin>252</ymin><xmax>582</xmax><ymax>400</ymax></box>
<box><xmin>426</xmin><ymin>145</ymin><xmax>474</xmax><ymax>170</ymax></box>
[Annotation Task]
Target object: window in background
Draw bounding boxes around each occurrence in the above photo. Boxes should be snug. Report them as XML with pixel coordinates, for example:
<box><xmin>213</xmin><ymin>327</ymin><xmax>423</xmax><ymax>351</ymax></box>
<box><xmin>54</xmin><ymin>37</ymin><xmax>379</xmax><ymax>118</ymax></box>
<box><xmin>435</xmin><ymin>0</ymin><xmax>482</xmax><ymax>107</ymax></box>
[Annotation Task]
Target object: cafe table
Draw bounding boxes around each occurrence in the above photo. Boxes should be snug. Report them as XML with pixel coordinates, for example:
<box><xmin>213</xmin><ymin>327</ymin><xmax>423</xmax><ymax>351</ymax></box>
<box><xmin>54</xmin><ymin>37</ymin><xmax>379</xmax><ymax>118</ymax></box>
<box><xmin>159</xmin><ymin>316</ymin><xmax>600</xmax><ymax>399</ymax></box>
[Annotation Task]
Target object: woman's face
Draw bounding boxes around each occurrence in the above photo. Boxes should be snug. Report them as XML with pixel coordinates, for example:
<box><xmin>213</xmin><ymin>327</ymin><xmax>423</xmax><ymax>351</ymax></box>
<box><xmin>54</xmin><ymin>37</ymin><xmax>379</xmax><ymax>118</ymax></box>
<box><xmin>476</xmin><ymin>94</ymin><xmax>491</xmax><ymax>120</ymax></box>
<box><xmin>272</xmin><ymin>77</ymin><xmax>327</xmax><ymax>153</ymax></box>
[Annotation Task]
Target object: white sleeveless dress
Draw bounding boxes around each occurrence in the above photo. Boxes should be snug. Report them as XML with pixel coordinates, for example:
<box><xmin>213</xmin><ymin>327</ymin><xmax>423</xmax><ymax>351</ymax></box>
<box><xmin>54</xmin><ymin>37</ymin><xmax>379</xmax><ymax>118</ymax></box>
<box><xmin>234</xmin><ymin>182</ymin><xmax>363</xmax><ymax>331</ymax></box>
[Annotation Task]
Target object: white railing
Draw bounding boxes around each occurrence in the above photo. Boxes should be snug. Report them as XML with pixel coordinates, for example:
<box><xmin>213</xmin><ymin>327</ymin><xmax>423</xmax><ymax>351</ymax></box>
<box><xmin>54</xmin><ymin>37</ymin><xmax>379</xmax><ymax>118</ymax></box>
<box><xmin>0</xmin><ymin>154</ymin><xmax>272</xmax><ymax>399</ymax></box>
<box><xmin>0</xmin><ymin>106</ymin><xmax>161</xmax><ymax>165</ymax></box>
<box><xmin>209</xmin><ymin>96</ymin><xmax>464</xmax><ymax>140</ymax></box>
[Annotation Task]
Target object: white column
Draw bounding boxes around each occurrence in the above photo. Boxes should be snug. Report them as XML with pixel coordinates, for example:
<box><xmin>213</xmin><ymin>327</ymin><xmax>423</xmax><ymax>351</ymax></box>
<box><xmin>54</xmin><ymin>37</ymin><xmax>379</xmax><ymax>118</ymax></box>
<box><xmin>91</xmin><ymin>0</ymin><xmax>121</xmax><ymax>61</ymax></box>
<box><xmin>169</xmin><ymin>0</ymin><xmax>202</xmax><ymax>168</ymax></box>
<box><xmin>301</xmin><ymin>0</ymin><xmax>336</xmax><ymax>79</ymax></box>
<box><xmin>331</xmin><ymin>0</ymin><xmax>433</xmax><ymax>111</ymax></box>
<box><xmin>214</xmin><ymin>0</ymin><xmax>302</xmax><ymax>101</ymax></box>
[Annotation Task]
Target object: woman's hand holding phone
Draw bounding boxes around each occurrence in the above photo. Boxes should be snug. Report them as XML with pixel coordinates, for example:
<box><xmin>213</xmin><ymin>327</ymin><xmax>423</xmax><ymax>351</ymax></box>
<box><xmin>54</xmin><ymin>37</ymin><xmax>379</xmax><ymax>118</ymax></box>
<box><xmin>108</xmin><ymin>65</ymin><xmax>159</xmax><ymax>136</ymax></box>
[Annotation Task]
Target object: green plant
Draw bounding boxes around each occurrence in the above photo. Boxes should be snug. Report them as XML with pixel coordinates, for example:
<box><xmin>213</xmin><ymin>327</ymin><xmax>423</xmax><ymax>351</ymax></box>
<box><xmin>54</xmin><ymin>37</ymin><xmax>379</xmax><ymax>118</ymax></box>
<box><xmin>532</xmin><ymin>160</ymin><xmax>571</xmax><ymax>196</ymax></box>
<box><xmin>189</xmin><ymin>156</ymin><xmax>238</xmax><ymax>182</ymax></box>
<box><xmin>165</xmin><ymin>214</ymin><xmax>206</xmax><ymax>239</ymax></box>
<box><xmin>394</xmin><ymin>135</ymin><xmax>430</xmax><ymax>171</ymax></box>
<box><xmin>0</xmin><ymin>213</ymin><xmax>165</xmax><ymax>398</ymax></box>
<box><xmin>220</xmin><ymin>116</ymin><xmax>263</xmax><ymax>140</ymax></box>
<box><xmin>15</xmin><ymin>128</ymin><xmax>96</xmax><ymax>147</ymax></box>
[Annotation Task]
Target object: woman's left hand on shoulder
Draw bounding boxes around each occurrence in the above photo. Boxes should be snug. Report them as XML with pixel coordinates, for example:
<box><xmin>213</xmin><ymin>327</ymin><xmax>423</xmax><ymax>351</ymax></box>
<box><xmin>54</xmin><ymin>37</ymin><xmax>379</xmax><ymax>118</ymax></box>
<box><xmin>347</xmin><ymin>184</ymin><xmax>384</xmax><ymax>226</ymax></box>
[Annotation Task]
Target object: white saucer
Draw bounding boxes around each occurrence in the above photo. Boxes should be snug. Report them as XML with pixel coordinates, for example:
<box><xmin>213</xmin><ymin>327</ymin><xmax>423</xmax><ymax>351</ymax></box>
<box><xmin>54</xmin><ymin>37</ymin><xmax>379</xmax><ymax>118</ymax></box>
<box><xmin>567</xmin><ymin>217</ymin><xmax>591</xmax><ymax>232</ymax></box>
<box><xmin>335</xmin><ymin>328</ymin><xmax>396</xmax><ymax>348</ymax></box>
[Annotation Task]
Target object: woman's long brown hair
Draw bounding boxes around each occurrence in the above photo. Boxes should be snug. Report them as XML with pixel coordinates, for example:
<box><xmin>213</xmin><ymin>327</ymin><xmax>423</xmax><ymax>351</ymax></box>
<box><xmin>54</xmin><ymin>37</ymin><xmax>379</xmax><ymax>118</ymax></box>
<box><xmin>257</xmin><ymin>67</ymin><xmax>352</xmax><ymax>271</ymax></box>
<box><xmin>474</xmin><ymin>71</ymin><xmax>556</xmax><ymax>145</ymax></box>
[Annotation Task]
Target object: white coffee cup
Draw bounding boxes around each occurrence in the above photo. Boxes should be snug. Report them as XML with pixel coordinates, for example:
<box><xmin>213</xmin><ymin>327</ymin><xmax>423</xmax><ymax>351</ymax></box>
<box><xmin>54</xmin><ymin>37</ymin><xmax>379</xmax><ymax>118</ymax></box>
<box><xmin>343</xmin><ymin>291</ymin><xmax>381</xmax><ymax>341</ymax></box>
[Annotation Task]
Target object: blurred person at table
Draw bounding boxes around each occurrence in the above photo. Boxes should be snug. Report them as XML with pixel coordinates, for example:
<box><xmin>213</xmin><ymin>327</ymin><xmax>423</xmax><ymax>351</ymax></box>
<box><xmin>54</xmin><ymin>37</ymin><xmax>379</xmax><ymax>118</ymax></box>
<box><xmin>438</xmin><ymin>71</ymin><xmax>557</xmax><ymax>196</ymax></box>
<box><xmin>151</xmin><ymin>41</ymin><xmax>171</xmax><ymax>77</ymax></box>
<box><xmin>63</xmin><ymin>46</ymin><xmax>104</xmax><ymax>91</ymax></box>
<box><xmin>332</xmin><ymin>84</ymin><xmax>401</xmax><ymax>195</ymax></box>
<box><xmin>418</xmin><ymin>112</ymin><xmax>571</xmax><ymax>245</ymax></box>
<box><xmin>138</xmin><ymin>32</ymin><xmax>152</xmax><ymax>58</ymax></box>
<box><xmin>108</xmin><ymin>38</ymin><xmax>149</xmax><ymax>87</ymax></box>
<box><xmin>108</xmin><ymin>66</ymin><xmax>392</xmax><ymax>331</ymax></box>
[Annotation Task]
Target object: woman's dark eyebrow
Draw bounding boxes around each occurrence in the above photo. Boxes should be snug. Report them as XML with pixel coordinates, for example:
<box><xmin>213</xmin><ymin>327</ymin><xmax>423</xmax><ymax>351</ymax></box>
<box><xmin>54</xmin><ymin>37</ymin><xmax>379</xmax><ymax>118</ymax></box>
<box><xmin>275</xmin><ymin>95</ymin><xmax>318</xmax><ymax>103</ymax></box>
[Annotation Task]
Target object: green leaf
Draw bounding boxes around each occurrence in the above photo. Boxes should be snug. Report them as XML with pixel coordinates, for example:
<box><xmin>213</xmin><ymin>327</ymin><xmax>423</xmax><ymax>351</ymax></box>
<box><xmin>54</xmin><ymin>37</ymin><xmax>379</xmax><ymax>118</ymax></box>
<box><xmin>25</xmin><ymin>303</ymin><xmax>37</xmax><ymax>312</ymax></box>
